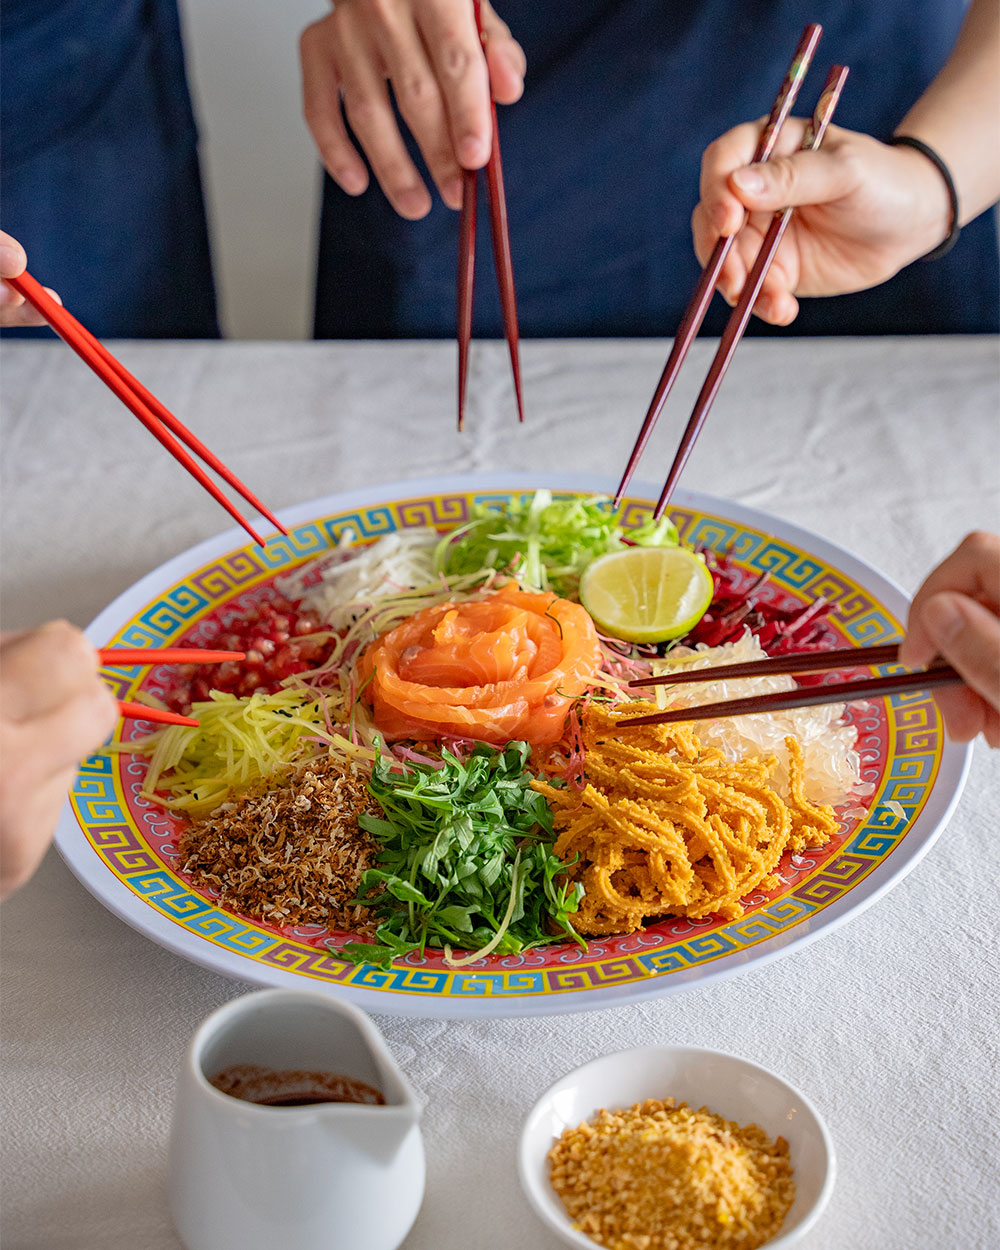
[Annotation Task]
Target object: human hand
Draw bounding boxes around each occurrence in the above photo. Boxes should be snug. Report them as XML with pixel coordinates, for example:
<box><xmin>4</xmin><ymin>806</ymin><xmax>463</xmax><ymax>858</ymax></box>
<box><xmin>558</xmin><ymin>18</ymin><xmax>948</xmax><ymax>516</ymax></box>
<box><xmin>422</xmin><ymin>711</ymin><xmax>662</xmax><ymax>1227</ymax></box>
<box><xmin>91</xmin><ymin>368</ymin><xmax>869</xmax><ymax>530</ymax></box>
<box><xmin>691</xmin><ymin>120</ymin><xmax>954</xmax><ymax>325</ymax></box>
<box><xmin>899</xmin><ymin>532</ymin><xmax>1000</xmax><ymax>748</ymax></box>
<box><xmin>0</xmin><ymin>229</ymin><xmax>59</xmax><ymax>328</ymax></box>
<box><xmin>0</xmin><ymin>623</ymin><xmax>118</xmax><ymax>898</ymax></box>
<box><xmin>300</xmin><ymin>0</ymin><xmax>526</xmax><ymax>218</ymax></box>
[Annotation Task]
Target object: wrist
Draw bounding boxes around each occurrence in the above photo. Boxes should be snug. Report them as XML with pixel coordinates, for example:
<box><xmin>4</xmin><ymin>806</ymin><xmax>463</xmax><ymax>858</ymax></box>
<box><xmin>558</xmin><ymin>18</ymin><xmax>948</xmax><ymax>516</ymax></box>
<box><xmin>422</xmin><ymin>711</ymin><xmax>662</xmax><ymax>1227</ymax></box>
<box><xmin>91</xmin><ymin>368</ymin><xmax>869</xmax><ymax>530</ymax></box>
<box><xmin>884</xmin><ymin>137</ymin><xmax>958</xmax><ymax>260</ymax></box>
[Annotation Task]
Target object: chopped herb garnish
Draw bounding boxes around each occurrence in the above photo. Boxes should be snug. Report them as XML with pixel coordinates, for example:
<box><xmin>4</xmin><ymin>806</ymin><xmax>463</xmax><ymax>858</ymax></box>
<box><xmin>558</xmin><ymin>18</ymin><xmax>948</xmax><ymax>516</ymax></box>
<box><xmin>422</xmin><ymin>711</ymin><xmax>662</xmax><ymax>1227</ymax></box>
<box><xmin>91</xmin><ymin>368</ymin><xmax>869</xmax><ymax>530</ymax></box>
<box><xmin>330</xmin><ymin>742</ymin><xmax>583</xmax><ymax>967</ymax></box>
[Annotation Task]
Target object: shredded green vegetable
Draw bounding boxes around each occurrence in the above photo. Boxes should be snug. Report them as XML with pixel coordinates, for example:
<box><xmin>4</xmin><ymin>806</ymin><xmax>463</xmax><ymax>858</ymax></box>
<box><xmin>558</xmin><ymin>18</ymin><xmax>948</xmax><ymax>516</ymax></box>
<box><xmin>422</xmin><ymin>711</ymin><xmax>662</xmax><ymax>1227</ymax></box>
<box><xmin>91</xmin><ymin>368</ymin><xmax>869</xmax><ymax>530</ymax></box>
<box><xmin>119</xmin><ymin>688</ymin><xmax>334</xmax><ymax>818</ymax></box>
<box><xmin>331</xmin><ymin>742</ymin><xmax>584</xmax><ymax>969</ymax></box>
<box><xmin>433</xmin><ymin>489</ymin><xmax>678</xmax><ymax>595</ymax></box>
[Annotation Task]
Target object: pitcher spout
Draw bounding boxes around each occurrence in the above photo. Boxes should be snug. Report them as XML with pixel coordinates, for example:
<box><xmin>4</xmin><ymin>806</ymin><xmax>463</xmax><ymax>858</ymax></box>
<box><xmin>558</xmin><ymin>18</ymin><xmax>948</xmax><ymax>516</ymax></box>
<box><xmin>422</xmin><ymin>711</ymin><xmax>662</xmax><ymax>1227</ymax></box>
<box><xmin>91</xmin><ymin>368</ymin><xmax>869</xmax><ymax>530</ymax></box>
<box><xmin>320</xmin><ymin>1099</ymin><xmax>421</xmax><ymax>1166</ymax></box>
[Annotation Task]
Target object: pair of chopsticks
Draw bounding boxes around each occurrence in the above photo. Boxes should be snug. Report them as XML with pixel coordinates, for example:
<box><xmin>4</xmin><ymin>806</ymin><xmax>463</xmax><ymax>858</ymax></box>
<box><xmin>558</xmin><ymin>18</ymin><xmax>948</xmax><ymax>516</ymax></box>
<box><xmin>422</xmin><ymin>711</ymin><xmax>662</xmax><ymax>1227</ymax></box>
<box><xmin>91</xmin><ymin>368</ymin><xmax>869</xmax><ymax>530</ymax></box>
<box><xmin>619</xmin><ymin>643</ymin><xmax>961</xmax><ymax>727</ymax></box>
<box><xmin>101</xmin><ymin>646</ymin><xmax>246</xmax><ymax>729</ymax></box>
<box><xmin>457</xmin><ymin>0</ymin><xmax>523</xmax><ymax>430</ymax></box>
<box><xmin>4</xmin><ymin>271</ymin><xmax>287</xmax><ymax>548</ymax></box>
<box><xmin>614</xmin><ymin>25</ymin><xmax>846</xmax><ymax>517</ymax></box>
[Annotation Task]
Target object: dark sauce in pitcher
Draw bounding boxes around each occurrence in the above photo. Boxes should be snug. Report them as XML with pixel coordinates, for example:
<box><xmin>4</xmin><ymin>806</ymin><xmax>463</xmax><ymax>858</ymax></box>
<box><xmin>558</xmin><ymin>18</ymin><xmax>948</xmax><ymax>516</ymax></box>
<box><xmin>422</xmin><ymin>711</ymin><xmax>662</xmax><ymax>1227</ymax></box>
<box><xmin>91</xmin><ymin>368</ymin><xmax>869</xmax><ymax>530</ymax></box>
<box><xmin>209</xmin><ymin>1064</ymin><xmax>385</xmax><ymax>1107</ymax></box>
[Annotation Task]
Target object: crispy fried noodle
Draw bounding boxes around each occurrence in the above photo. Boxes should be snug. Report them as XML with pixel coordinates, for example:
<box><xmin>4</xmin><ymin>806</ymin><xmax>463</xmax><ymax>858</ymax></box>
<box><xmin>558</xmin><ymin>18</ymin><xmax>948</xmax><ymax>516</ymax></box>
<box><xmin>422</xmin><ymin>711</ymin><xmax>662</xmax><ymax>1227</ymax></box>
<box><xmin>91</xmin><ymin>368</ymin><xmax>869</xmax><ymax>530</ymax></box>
<box><xmin>533</xmin><ymin>702</ymin><xmax>838</xmax><ymax>936</ymax></box>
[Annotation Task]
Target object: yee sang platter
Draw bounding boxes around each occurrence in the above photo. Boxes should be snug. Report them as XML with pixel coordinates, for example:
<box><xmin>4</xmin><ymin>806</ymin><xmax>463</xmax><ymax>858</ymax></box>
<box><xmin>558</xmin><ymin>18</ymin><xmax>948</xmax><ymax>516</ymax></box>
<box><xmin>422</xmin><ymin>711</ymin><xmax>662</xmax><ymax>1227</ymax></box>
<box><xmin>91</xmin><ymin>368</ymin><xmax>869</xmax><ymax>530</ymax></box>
<box><xmin>70</xmin><ymin>483</ymin><xmax>953</xmax><ymax>1016</ymax></box>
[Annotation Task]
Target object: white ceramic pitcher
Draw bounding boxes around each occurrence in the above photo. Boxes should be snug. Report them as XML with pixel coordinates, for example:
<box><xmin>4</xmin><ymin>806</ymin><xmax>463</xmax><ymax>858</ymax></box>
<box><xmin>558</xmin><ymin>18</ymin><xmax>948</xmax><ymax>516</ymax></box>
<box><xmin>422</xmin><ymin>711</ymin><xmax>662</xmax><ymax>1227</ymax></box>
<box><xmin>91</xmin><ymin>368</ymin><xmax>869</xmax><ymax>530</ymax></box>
<box><xmin>169</xmin><ymin>988</ymin><xmax>424</xmax><ymax>1250</ymax></box>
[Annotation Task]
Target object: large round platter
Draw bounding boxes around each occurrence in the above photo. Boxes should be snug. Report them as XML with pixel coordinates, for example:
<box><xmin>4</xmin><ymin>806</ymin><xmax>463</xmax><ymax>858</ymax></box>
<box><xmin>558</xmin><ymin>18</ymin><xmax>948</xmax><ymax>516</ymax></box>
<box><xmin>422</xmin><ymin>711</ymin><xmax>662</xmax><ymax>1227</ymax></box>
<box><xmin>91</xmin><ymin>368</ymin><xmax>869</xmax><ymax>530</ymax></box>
<box><xmin>57</xmin><ymin>473</ymin><xmax>971</xmax><ymax>1018</ymax></box>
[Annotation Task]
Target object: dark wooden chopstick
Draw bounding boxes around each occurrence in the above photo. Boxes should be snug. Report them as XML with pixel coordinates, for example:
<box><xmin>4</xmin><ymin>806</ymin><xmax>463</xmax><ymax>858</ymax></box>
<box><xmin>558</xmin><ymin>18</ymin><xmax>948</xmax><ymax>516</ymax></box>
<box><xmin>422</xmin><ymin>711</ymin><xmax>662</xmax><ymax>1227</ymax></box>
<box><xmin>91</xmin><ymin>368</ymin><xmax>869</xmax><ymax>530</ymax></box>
<box><xmin>99</xmin><ymin>648</ymin><xmax>246</xmax><ymax>666</ymax></box>
<box><xmin>5</xmin><ymin>271</ymin><xmax>287</xmax><ymax>546</ymax></box>
<box><xmin>456</xmin><ymin>0</ymin><xmax>525</xmax><ymax>429</ymax></box>
<box><xmin>629</xmin><ymin>642</ymin><xmax>901</xmax><ymax>688</ymax></box>
<box><xmin>651</xmin><ymin>64</ymin><xmax>848</xmax><ymax>519</ymax></box>
<box><xmin>613</xmin><ymin>23</ymin><xmax>823</xmax><ymax>507</ymax></box>
<box><xmin>482</xmin><ymin>93</ymin><xmax>524</xmax><ymax>424</ymax></box>
<box><xmin>618</xmin><ymin>664</ymin><xmax>961</xmax><ymax>727</ymax></box>
<box><xmin>457</xmin><ymin>167</ymin><xmax>478</xmax><ymax>430</ymax></box>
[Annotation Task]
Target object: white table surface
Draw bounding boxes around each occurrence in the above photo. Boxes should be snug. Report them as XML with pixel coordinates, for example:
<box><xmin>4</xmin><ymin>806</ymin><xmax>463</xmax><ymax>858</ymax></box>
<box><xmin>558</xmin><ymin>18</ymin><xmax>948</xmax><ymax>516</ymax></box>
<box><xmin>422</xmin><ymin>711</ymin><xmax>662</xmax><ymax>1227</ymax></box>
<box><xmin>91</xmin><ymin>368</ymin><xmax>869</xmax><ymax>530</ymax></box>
<box><xmin>1</xmin><ymin>337</ymin><xmax>998</xmax><ymax>1250</ymax></box>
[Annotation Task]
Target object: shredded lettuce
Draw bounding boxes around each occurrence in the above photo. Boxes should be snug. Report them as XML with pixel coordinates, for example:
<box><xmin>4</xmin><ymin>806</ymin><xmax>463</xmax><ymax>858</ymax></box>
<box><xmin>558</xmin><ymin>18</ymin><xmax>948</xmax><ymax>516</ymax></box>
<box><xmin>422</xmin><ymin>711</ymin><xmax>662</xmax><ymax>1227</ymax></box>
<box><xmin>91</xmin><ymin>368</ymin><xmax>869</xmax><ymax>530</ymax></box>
<box><xmin>433</xmin><ymin>489</ymin><xmax>678</xmax><ymax>595</ymax></box>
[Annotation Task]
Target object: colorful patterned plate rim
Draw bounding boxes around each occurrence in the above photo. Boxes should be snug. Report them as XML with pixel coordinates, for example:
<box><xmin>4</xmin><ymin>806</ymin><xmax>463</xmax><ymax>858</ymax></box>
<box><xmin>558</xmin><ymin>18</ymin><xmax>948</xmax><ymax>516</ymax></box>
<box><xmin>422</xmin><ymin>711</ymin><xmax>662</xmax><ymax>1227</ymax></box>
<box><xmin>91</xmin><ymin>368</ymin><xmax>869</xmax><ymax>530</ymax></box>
<box><xmin>56</xmin><ymin>472</ymin><xmax>971</xmax><ymax>1019</ymax></box>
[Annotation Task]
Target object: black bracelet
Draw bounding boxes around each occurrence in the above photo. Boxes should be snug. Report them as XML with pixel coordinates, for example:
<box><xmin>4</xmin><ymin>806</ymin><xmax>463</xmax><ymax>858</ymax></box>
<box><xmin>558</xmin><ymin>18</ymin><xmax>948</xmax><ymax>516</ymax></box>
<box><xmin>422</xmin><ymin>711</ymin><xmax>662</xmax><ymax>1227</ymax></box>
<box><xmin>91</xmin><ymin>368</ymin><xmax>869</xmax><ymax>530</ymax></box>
<box><xmin>885</xmin><ymin>135</ymin><xmax>961</xmax><ymax>261</ymax></box>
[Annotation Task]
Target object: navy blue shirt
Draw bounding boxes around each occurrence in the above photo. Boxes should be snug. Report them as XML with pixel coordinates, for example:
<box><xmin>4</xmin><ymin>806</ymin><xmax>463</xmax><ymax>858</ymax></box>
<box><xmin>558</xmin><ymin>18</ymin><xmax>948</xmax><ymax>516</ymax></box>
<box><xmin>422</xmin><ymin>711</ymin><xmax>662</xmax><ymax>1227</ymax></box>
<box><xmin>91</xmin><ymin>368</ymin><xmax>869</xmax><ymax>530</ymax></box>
<box><xmin>315</xmin><ymin>0</ymin><xmax>998</xmax><ymax>338</ymax></box>
<box><xmin>1</xmin><ymin>0</ymin><xmax>218</xmax><ymax>338</ymax></box>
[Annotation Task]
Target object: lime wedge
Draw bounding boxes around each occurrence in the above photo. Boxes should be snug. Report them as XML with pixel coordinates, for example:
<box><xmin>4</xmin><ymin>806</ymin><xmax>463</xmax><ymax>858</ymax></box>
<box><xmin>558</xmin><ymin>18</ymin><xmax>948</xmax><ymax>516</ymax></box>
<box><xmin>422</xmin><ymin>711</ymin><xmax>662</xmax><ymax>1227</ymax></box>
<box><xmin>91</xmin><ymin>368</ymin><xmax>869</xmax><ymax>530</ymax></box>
<box><xmin>579</xmin><ymin>546</ymin><xmax>714</xmax><ymax>643</ymax></box>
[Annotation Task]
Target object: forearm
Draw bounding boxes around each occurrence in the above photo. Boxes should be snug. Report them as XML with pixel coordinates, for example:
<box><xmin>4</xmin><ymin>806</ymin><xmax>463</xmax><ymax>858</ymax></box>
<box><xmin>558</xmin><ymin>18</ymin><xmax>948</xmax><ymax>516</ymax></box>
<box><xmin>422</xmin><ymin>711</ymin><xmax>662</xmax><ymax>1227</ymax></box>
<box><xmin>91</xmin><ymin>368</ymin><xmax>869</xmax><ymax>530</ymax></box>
<box><xmin>896</xmin><ymin>0</ymin><xmax>1000</xmax><ymax>225</ymax></box>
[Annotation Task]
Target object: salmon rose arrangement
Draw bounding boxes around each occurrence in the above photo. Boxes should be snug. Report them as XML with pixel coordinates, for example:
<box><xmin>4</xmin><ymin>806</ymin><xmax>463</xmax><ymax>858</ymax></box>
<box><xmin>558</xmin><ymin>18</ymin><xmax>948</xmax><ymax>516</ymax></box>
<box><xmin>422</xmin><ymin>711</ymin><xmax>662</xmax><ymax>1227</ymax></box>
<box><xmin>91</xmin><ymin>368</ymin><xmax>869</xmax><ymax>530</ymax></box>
<box><xmin>359</xmin><ymin>584</ymin><xmax>602</xmax><ymax>745</ymax></box>
<box><xmin>120</xmin><ymin>492</ymin><xmax>870</xmax><ymax>968</ymax></box>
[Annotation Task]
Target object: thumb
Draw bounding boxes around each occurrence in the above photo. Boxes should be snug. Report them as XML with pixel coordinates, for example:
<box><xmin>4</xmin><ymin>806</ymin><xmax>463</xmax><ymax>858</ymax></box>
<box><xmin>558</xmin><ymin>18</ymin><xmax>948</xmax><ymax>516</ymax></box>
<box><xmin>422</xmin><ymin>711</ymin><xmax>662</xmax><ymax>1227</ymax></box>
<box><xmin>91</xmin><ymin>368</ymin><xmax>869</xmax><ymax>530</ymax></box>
<box><xmin>729</xmin><ymin>148</ymin><xmax>851</xmax><ymax>212</ymax></box>
<box><xmin>0</xmin><ymin>234</ymin><xmax>27</xmax><ymax>281</ymax></box>
<box><xmin>480</xmin><ymin>2</ymin><xmax>526</xmax><ymax>104</ymax></box>
<box><xmin>921</xmin><ymin>592</ymin><xmax>1000</xmax><ymax>711</ymax></box>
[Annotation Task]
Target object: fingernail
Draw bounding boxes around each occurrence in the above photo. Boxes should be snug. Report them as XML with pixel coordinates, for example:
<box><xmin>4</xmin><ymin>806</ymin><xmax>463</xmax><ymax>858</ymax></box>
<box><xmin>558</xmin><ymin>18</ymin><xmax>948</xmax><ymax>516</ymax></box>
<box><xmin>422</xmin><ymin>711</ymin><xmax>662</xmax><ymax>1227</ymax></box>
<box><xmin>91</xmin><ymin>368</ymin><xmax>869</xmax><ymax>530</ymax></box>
<box><xmin>338</xmin><ymin>168</ymin><xmax>368</xmax><ymax>196</ymax></box>
<box><xmin>711</xmin><ymin>203</ymin><xmax>731</xmax><ymax>233</ymax></box>
<box><xmin>0</xmin><ymin>243</ymin><xmax>25</xmax><ymax>277</ymax></box>
<box><xmin>397</xmin><ymin>187</ymin><xmax>431</xmax><ymax>219</ymax></box>
<box><xmin>457</xmin><ymin>134</ymin><xmax>489</xmax><ymax>167</ymax></box>
<box><xmin>443</xmin><ymin>177</ymin><xmax>464</xmax><ymax>208</ymax></box>
<box><xmin>732</xmin><ymin>166</ymin><xmax>765</xmax><ymax>195</ymax></box>
<box><xmin>502</xmin><ymin>48</ymin><xmax>525</xmax><ymax>80</ymax></box>
<box><xmin>923</xmin><ymin>594</ymin><xmax>963</xmax><ymax>648</ymax></box>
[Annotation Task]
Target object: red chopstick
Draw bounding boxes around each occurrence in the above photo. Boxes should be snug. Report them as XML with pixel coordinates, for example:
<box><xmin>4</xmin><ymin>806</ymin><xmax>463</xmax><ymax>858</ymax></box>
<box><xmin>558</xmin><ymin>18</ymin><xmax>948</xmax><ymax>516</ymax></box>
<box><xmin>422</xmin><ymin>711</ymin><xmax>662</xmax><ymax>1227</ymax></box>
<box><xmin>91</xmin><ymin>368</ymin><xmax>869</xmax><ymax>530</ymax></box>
<box><xmin>107</xmin><ymin>649</ymin><xmax>248</xmax><ymax>725</ymax></box>
<box><xmin>618</xmin><ymin>664</ymin><xmax>961</xmax><ymax>727</ymax></box>
<box><xmin>117</xmin><ymin>700</ymin><xmax>200</xmax><ymax>728</ymax></box>
<box><xmin>613</xmin><ymin>23</ymin><xmax>822</xmax><ymax>507</ymax></box>
<box><xmin>629</xmin><ymin>642</ymin><xmax>901</xmax><ymax>688</ymax></box>
<box><xmin>5</xmin><ymin>271</ymin><xmax>287</xmax><ymax>546</ymax></box>
<box><xmin>99</xmin><ymin>648</ymin><xmax>246</xmax><ymax>666</ymax></box>
<box><xmin>651</xmin><ymin>65</ymin><xmax>848</xmax><ymax>519</ymax></box>
<box><xmin>456</xmin><ymin>0</ymin><xmax>524</xmax><ymax>429</ymax></box>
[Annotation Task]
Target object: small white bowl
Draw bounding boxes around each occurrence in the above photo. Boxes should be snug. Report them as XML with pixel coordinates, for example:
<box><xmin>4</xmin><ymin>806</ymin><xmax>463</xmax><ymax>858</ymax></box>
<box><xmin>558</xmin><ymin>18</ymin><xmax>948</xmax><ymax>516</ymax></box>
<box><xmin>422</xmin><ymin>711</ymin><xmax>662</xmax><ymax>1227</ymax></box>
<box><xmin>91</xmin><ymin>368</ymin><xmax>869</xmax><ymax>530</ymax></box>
<box><xmin>518</xmin><ymin>1044</ymin><xmax>835</xmax><ymax>1250</ymax></box>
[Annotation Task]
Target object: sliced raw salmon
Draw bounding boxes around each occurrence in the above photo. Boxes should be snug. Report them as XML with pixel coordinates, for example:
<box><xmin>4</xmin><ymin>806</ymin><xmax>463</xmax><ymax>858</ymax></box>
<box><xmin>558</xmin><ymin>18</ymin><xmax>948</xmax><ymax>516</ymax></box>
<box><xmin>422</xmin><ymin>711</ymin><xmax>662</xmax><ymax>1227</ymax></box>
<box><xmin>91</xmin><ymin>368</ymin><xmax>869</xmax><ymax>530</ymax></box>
<box><xmin>358</xmin><ymin>583</ymin><xmax>602</xmax><ymax>745</ymax></box>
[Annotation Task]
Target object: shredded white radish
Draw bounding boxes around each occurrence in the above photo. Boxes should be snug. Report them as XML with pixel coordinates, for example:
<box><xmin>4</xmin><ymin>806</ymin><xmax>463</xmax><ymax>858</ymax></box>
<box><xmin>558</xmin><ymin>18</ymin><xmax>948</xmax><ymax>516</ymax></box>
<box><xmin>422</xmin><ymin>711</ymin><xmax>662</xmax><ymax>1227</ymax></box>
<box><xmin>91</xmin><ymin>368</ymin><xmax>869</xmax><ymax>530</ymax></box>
<box><xmin>651</xmin><ymin>631</ymin><xmax>872</xmax><ymax>807</ymax></box>
<box><xmin>282</xmin><ymin>528</ymin><xmax>439</xmax><ymax>629</ymax></box>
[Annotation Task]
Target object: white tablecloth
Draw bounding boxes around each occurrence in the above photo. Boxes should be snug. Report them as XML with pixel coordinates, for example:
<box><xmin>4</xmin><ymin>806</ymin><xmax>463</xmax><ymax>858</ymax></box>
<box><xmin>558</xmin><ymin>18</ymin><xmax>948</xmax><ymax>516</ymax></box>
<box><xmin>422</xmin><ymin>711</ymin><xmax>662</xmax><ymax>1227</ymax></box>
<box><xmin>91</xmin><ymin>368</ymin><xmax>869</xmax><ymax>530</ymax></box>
<box><xmin>2</xmin><ymin>338</ymin><xmax>998</xmax><ymax>1250</ymax></box>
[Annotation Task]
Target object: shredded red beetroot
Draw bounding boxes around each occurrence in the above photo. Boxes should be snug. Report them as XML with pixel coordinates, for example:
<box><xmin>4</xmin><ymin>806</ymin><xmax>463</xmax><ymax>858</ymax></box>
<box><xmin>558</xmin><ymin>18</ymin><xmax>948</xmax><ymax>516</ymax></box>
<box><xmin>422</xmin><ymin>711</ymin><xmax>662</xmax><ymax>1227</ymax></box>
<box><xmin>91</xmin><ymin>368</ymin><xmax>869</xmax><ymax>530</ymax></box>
<box><xmin>682</xmin><ymin>552</ymin><xmax>838</xmax><ymax>682</ymax></box>
<box><xmin>537</xmin><ymin>703</ymin><xmax>588</xmax><ymax>792</ymax></box>
<box><xmin>163</xmin><ymin>593</ymin><xmax>340</xmax><ymax>712</ymax></box>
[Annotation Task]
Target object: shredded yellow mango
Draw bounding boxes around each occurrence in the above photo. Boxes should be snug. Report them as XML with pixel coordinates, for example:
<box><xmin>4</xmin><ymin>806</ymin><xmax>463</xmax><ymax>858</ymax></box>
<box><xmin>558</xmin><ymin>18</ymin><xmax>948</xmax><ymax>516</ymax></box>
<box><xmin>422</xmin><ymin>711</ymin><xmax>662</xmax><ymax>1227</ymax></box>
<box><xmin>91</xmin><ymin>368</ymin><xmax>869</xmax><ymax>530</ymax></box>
<box><xmin>118</xmin><ymin>688</ymin><xmax>340</xmax><ymax>819</ymax></box>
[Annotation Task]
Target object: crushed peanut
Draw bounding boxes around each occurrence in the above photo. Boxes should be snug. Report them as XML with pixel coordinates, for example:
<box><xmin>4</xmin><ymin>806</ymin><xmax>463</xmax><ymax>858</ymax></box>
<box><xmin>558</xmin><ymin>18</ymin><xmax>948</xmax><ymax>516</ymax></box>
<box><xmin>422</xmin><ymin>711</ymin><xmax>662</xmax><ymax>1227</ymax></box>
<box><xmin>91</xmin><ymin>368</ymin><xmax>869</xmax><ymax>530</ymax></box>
<box><xmin>548</xmin><ymin>1098</ymin><xmax>795</xmax><ymax>1250</ymax></box>
<box><xmin>178</xmin><ymin>755</ymin><xmax>381</xmax><ymax>931</ymax></box>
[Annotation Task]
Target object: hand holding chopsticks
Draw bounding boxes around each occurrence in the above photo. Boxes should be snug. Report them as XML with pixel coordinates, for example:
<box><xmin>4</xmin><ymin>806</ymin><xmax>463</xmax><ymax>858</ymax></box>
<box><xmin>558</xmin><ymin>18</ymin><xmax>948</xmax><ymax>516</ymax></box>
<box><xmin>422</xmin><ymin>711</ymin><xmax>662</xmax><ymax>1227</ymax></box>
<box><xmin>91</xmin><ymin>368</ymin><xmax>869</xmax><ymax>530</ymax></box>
<box><xmin>648</xmin><ymin>64</ymin><xmax>849</xmax><ymax>520</ymax></box>
<box><xmin>613</xmin><ymin>22</ymin><xmax>823</xmax><ymax>507</ymax></box>
<box><xmin>456</xmin><ymin>0</ymin><xmax>524</xmax><ymax>430</ymax></box>
<box><xmin>619</xmin><ymin>642</ymin><xmax>961</xmax><ymax>727</ymax></box>
<box><xmin>614</xmin><ymin>33</ymin><xmax>853</xmax><ymax>516</ymax></box>
<box><xmin>0</xmin><ymin>627</ymin><xmax>243</xmax><ymax>896</ymax></box>
<box><xmin>4</xmin><ymin>270</ymin><xmax>287</xmax><ymax>548</ymax></box>
<box><xmin>0</xmin><ymin>229</ymin><xmax>51</xmax><ymax>329</ymax></box>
